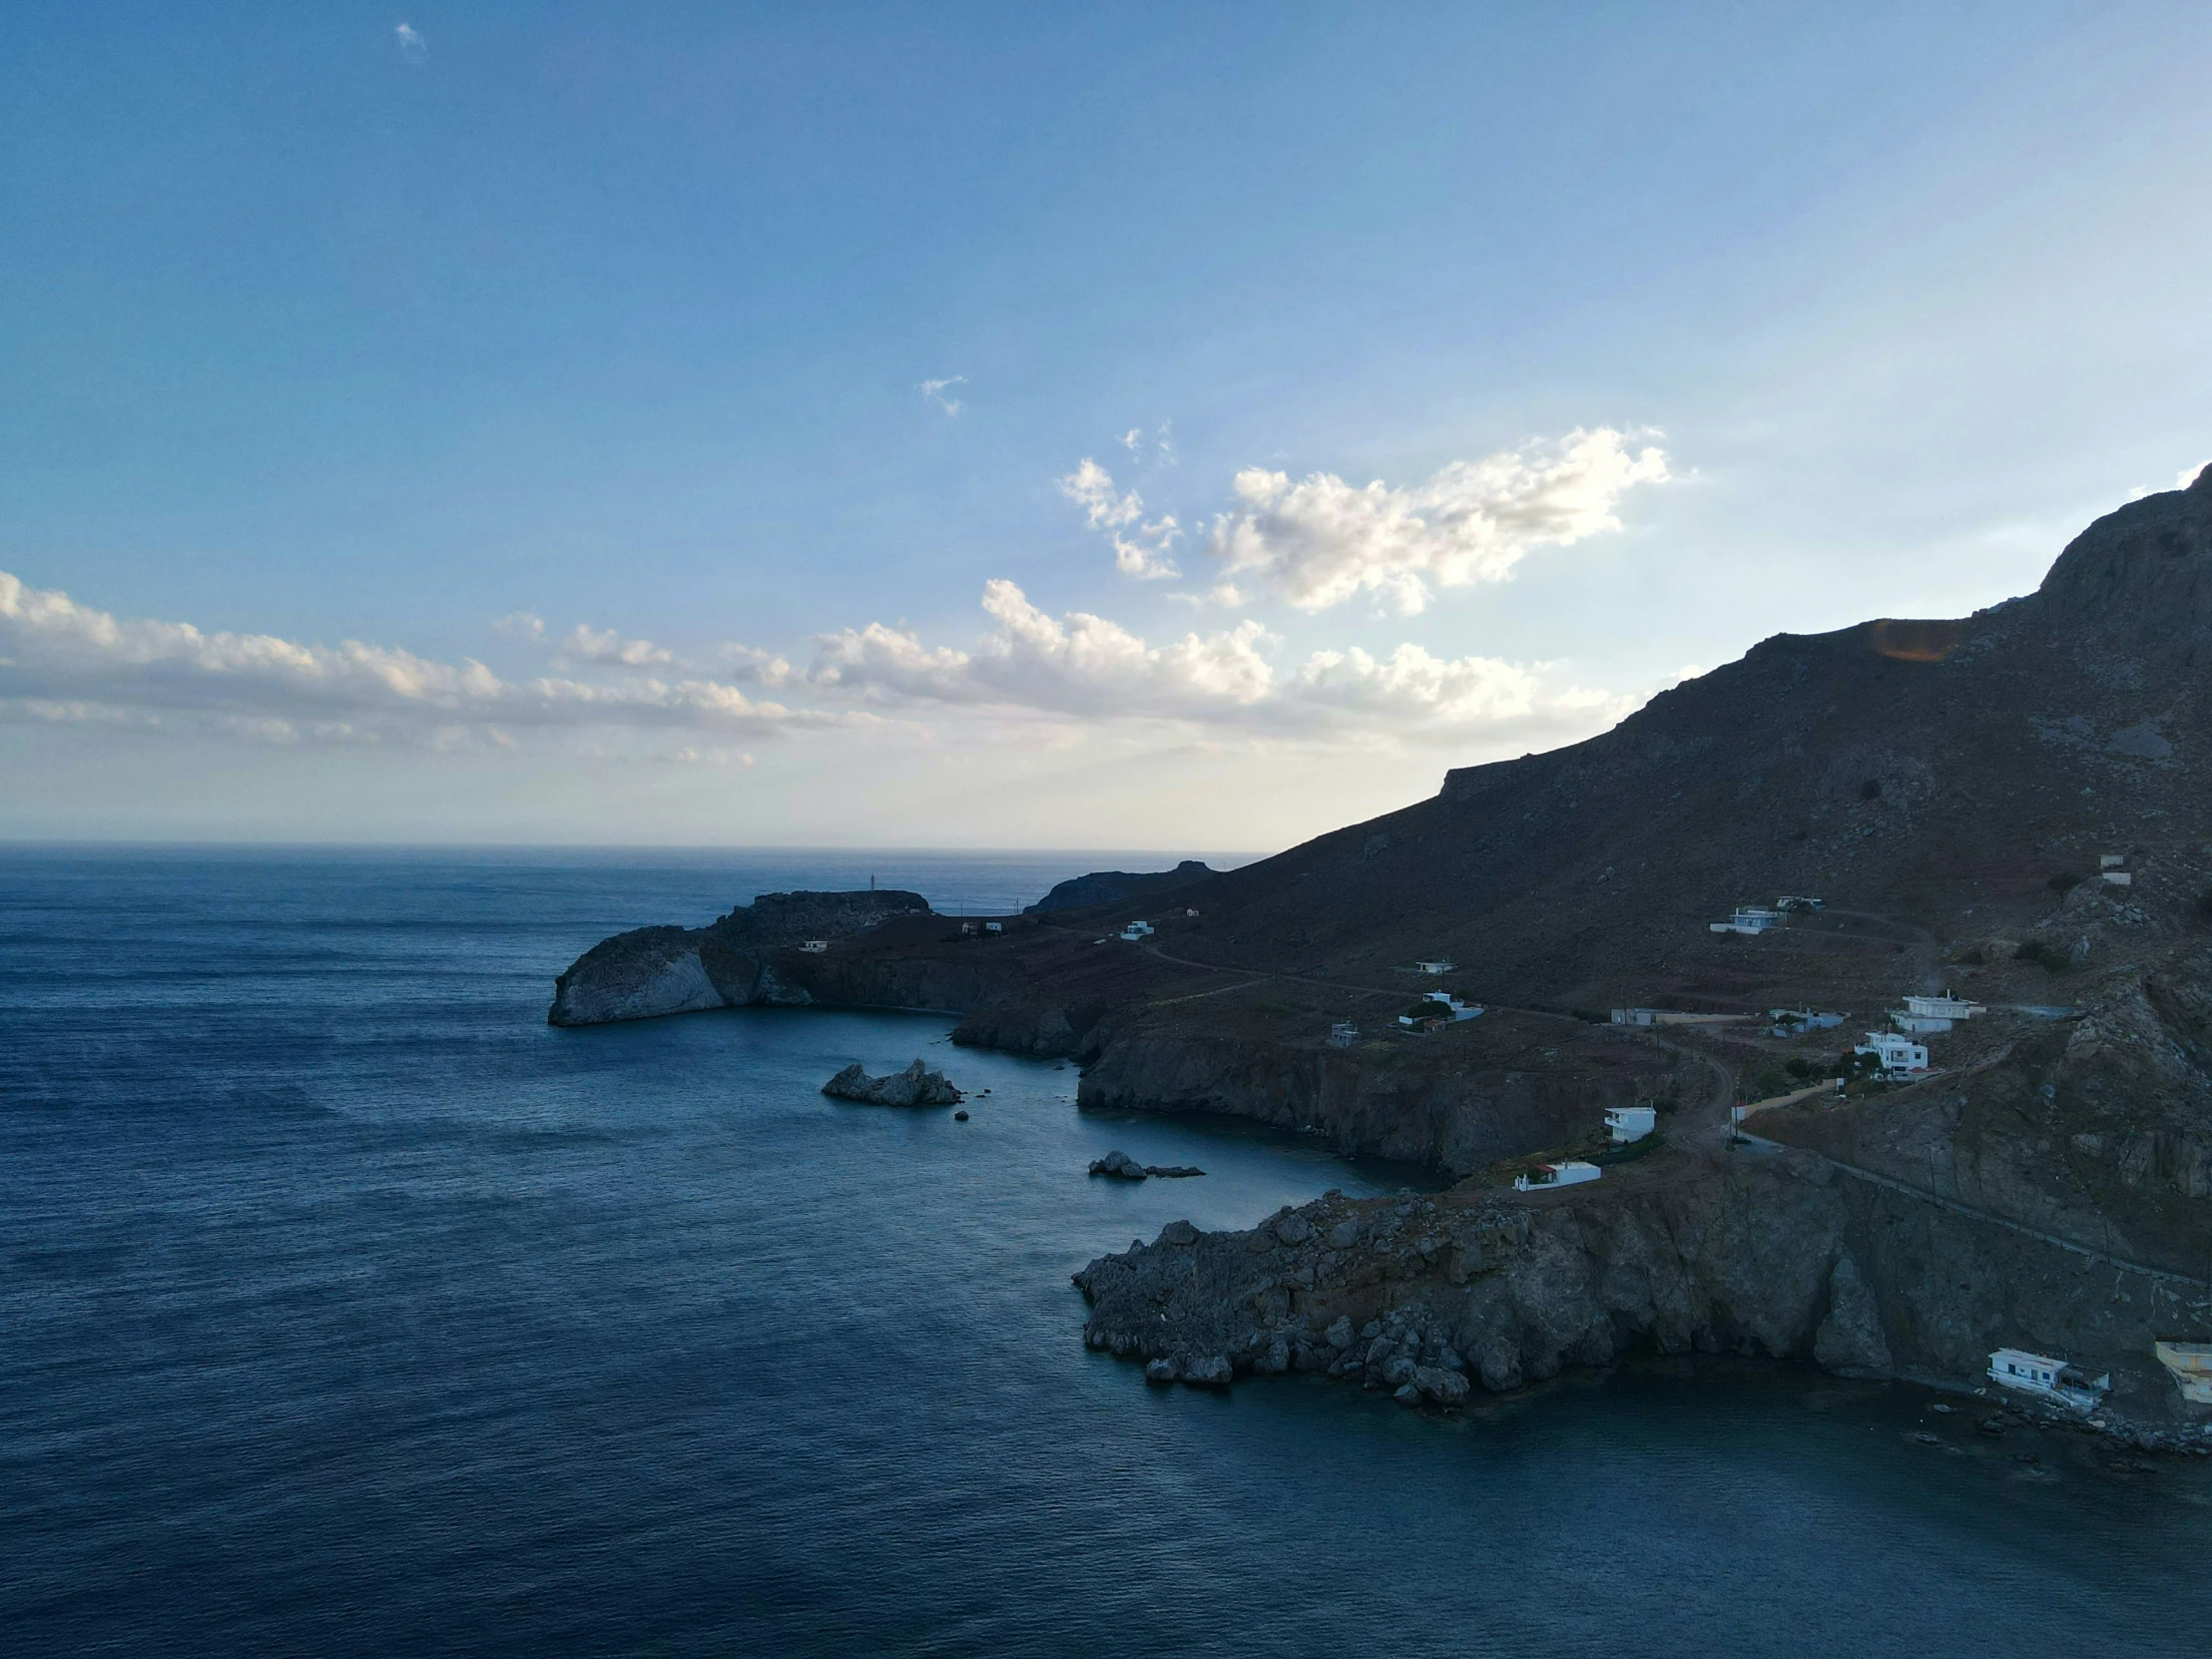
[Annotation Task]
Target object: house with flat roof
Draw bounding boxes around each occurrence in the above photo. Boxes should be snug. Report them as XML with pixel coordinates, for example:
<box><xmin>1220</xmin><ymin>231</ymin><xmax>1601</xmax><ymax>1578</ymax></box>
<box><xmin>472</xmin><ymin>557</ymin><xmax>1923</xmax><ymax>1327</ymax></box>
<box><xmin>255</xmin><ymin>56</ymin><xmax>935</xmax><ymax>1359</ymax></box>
<box><xmin>1855</xmin><ymin>1031</ymin><xmax>1930</xmax><ymax>1074</ymax></box>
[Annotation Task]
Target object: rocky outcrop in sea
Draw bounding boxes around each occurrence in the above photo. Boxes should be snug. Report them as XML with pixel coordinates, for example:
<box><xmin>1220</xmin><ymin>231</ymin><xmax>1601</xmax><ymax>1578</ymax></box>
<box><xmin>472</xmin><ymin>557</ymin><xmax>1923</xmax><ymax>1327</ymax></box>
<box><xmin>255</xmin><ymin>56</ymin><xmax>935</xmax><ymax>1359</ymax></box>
<box><xmin>1088</xmin><ymin>1150</ymin><xmax>1204</xmax><ymax>1180</ymax></box>
<box><xmin>822</xmin><ymin>1058</ymin><xmax>965</xmax><ymax>1107</ymax></box>
<box><xmin>549</xmin><ymin>888</ymin><xmax>928</xmax><ymax>1026</ymax></box>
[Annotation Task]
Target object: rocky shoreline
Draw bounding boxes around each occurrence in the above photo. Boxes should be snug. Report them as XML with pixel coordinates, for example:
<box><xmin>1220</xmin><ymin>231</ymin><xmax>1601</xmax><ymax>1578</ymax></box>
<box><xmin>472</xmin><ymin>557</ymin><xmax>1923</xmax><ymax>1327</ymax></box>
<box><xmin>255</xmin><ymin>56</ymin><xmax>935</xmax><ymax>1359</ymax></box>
<box><xmin>1072</xmin><ymin>1159</ymin><xmax>2212</xmax><ymax>1451</ymax></box>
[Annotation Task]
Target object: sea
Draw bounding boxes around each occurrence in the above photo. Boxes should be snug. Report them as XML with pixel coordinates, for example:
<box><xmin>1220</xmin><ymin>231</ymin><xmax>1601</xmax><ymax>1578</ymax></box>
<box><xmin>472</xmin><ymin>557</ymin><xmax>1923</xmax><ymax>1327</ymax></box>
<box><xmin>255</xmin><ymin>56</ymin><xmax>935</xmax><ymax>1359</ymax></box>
<box><xmin>2</xmin><ymin>845</ymin><xmax>2207</xmax><ymax>1657</ymax></box>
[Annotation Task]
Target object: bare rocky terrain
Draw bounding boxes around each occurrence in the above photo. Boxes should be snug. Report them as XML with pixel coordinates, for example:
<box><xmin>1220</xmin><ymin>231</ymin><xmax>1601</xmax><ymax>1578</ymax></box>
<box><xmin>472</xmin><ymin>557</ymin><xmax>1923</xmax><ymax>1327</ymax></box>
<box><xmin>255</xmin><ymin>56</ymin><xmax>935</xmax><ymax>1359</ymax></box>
<box><xmin>551</xmin><ymin>470</ymin><xmax>2212</xmax><ymax>1440</ymax></box>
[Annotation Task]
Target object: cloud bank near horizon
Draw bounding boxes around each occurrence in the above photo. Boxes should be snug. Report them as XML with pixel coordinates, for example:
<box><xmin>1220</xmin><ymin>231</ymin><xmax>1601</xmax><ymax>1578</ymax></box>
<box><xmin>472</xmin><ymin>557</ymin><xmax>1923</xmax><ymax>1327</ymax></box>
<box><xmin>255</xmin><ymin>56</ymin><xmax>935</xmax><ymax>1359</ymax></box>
<box><xmin>0</xmin><ymin>571</ymin><xmax>830</xmax><ymax>754</ymax></box>
<box><xmin>0</xmin><ymin>567</ymin><xmax>1642</xmax><ymax>761</ymax></box>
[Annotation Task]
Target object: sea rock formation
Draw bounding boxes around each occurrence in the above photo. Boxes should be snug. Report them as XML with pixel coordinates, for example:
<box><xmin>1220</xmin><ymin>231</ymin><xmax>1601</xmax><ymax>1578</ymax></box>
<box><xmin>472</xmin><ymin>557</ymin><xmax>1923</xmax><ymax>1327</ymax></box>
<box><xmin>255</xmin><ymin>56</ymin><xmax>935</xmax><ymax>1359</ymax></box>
<box><xmin>1087</xmin><ymin>1150</ymin><xmax>1206</xmax><ymax>1180</ymax></box>
<box><xmin>822</xmin><ymin>1058</ymin><xmax>965</xmax><ymax>1107</ymax></box>
<box><xmin>549</xmin><ymin>888</ymin><xmax>927</xmax><ymax>1025</ymax></box>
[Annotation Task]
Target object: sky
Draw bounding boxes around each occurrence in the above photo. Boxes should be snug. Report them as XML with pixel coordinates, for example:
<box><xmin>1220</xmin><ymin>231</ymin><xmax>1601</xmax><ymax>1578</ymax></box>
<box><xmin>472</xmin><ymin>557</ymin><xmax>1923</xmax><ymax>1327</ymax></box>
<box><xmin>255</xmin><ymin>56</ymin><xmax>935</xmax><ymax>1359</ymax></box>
<box><xmin>4</xmin><ymin>2</ymin><xmax>2211</xmax><ymax>849</ymax></box>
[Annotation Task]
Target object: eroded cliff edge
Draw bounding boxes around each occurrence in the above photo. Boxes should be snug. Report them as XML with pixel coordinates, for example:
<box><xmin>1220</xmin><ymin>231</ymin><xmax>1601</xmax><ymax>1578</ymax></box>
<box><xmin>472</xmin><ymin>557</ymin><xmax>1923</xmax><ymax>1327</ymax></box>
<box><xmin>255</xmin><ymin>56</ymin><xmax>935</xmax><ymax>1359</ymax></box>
<box><xmin>548</xmin><ymin>888</ymin><xmax>929</xmax><ymax>1025</ymax></box>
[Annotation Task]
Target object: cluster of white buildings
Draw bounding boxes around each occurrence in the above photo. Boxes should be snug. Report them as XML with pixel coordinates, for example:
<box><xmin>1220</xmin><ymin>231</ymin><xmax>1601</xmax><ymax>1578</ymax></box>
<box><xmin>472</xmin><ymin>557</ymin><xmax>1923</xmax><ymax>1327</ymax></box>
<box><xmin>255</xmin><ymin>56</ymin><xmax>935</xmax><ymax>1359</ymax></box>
<box><xmin>1118</xmin><ymin>919</ymin><xmax>1154</xmax><ymax>942</ymax></box>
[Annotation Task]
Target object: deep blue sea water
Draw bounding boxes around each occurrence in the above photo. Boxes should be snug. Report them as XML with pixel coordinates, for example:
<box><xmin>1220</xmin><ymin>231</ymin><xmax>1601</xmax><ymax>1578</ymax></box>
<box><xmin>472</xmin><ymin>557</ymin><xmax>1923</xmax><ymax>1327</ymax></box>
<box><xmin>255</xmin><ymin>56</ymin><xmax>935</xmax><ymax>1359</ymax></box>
<box><xmin>3</xmin><ymin>846</ymin><xmax>2208</xmax><ymax>1657</ymax></box>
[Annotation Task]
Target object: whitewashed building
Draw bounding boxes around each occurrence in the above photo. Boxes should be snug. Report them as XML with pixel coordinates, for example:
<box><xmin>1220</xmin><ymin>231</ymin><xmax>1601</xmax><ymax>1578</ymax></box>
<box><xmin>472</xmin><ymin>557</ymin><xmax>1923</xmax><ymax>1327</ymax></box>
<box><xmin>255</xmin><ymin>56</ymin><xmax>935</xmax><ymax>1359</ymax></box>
<box><xmin>1605</xmin><ymin>1105</ymin><xmax>1657</xmax><ymax>1144</ymax></box>
<box><xmin>1422</xmin><ymin>991</ymin><xmax>1484</xmax><ymax>1021</ymax></box>
<box><xmin>800</xmin><ymin>939</ymin><xmax>829</xmax><ymax>953</ymax></box>
<box><xmin>2155</xmin><ymin>1342</ymin><xmax>2212</xmax><ymax>1404</ymax></box>
<box><xmin>2102</xmin><ymin>870</ymin><xmax>2134</xmax><ymax>887</ymax></box>
<box><xmin>1987</xmin><ymin>1348</ymin><xmax>2112</xmax><ymax>1411</ymax></box>
<box><xmin>2100</xmin><ymin>853</ymin><xmax>2126</xmax><ymax>869</ymax></box>
<box><xmin>1119</xmin><ymin>920</ymin><xmax>1155</xmax><ymax>941</ymax></box>
<box><xmin>1414</xmin><ymin>959</ymin><xmax>1456</xmax><ymax>975</ymax></box>
<box><xmin>1903</xmin><ymin>994</ymin><xmax>1982</xmax><ymax>1021</ymax></box>
<box><xmin>984</xmin><ymin>921</ymin><xmax>1003</xmax><ymax>935</ymax></box>
<box><xmin>1327</xmin><ymin>1022</ymin><xmax>1360</xmax><ymax>1049</ymax></box>
<box><xmin>1710</xmin><ymin>906</ymin><xmax>1781</xmax><ymax>935</ymax></box>
<box><xmin>1770</xmin><ymin>1008</ymin><xmax>1844</xmax><ymax>1037</ymax></box>
<box><xmin>1855</xmin><ymin>1031</ymin><xmax>1930</xmax><ymax>1074</ymax></box>
<box><xmin>1514</xmin><ymin>1161</ymin><xmax>1601</xmax><ymax>1192</ymax></box>
<box><xmin>1611</xmin><ymin>1007</ymin><xmax>1661</xmax><ymax>1027</ymax></box>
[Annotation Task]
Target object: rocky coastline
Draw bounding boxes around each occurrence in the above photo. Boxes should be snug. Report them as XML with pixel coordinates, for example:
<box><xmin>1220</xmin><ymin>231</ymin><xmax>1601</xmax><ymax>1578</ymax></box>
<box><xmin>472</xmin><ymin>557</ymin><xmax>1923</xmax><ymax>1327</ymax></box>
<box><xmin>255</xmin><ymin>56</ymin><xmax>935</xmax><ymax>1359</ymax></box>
<box><xmin>543</xmin><ymin>473</ymin><xmax>2212</xmax><ymax>1448</ymax></box>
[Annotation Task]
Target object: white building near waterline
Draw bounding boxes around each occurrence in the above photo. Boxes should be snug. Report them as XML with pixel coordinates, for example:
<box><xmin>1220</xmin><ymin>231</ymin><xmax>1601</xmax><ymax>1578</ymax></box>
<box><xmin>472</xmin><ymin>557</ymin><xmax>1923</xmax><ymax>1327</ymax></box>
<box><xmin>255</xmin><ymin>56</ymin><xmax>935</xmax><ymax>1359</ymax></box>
<box><xmin>1987</xmin><ymin>1348</ymin><xmax>2112</xmax><ymax>1411</ymax></box>
<box><xmin>1605</xmin><ymin>1105</ymin><xmax>1657</xmax><ymax>1144</ymax></box>
<box><xmin>1855</xmin><ymin>1031</ymin><xmax>1930</xmax><ymax>1074</ymax></box>
<box><xmin>1514</xmin><ymin>1161</ymin><xmax>1601</xmax><ymax>1192</ymax></box>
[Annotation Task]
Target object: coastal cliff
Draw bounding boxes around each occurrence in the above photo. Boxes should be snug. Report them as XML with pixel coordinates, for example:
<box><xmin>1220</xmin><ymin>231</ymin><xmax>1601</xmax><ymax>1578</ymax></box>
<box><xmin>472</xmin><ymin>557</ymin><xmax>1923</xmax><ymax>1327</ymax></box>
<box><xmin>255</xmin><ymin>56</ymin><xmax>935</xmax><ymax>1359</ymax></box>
<box><xmin>1073</xmin><ymin>1153</ymin><xmax>2211</xmax><ymax>1443</ymax></box>
<box><xmin>549</xmin><ymin>888</ymin><xmax>928</xmax><ymax>1025</ymax></box>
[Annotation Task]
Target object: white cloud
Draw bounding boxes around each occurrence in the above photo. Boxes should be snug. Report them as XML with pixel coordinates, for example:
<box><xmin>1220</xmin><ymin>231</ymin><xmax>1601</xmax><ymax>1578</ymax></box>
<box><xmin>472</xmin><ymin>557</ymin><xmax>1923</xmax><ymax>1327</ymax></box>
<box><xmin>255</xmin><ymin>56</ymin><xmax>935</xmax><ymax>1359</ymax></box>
<box><xmin>562</xmin><ymin>624</ymin><xmax>677</xmax><ymax>668</ymax></box>
<box><xmin>394</xmin><ymin>22</ymin><xmax>425</xmax><ymax>53</ymax></box>
<box><xmin>1057</xmin><ymin>457</ymin><xmax>1181</xmax><ymax>579</ymax></box>
<box><xmin>1207</xmin><ymin>426</ymin><xmax>1669</xmax><ymax>615</ymax></box>
<box><xmin>806</xmin><ymin>579</ymin><xmax>1624</xmax><ymax>743</ymax></box>
<box><xmin>920</xmin><ymin>375</ymin><xmax>966</xmax><ymax>416</ymax></box>
<box><xmin>719</xmin><ymin>643</ymin><xmax>797</xmax><ymax>686</ymax></box>
<box><xmin>1057</xmin><ymin>457</ymin><xmax>1141</xmax><ymax>529</ymax></box>
<box><xmin>494</xmin><ymin>611</ymin><xmax>545</xmax><ymax>641</ymax></box>
<box><xmin>0</xmin><ymin>570</ymin><xmax>832</xmax><ymax>751</ymax></box>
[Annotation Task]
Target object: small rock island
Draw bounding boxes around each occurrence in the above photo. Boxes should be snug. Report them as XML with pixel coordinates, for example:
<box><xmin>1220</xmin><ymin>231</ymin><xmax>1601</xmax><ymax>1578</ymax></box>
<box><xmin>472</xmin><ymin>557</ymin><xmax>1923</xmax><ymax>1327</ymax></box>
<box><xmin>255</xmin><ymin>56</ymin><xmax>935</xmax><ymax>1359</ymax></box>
<box><xmin>822</xmin><ymin>1059</ymin><xmax>965</xmax><ymax>1107</ymax></box>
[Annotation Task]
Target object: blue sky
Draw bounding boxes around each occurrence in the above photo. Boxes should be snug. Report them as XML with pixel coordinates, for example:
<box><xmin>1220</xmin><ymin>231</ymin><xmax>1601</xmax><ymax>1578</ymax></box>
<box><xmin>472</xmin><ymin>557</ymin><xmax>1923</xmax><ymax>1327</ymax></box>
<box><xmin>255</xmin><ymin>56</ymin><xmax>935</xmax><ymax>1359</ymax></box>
<box><xmin>5</xmin><ymin>3</ymin><xmax>2210</xmax><ymax>846</ymax></box>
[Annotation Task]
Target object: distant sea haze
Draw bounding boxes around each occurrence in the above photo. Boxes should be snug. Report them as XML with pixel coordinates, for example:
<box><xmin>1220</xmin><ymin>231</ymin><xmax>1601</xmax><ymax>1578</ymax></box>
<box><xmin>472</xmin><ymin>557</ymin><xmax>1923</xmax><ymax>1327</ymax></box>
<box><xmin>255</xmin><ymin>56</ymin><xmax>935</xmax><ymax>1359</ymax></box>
<box><xmin>1</xmin><ymin>847</ymin><xmax>2205</xmax><ymax>1657</ymax></box>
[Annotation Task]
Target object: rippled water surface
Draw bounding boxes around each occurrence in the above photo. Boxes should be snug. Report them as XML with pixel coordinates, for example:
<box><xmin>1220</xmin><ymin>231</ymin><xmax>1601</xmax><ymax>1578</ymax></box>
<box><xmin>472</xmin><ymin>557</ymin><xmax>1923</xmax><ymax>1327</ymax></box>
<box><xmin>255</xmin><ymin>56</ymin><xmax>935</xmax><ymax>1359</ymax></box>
<box><xmin>3</xmin><ymin>847</ymin><xmax>2207</xmax><ymax>1656</ymax></box>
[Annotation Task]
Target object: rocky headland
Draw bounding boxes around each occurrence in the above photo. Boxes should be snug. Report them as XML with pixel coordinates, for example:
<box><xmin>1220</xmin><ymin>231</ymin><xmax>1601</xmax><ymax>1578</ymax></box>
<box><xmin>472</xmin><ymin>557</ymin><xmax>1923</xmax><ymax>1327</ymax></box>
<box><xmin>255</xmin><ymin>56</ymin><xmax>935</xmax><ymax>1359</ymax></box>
<box><xmin>550</xmin><ymin>471</ymin><xmax>2212</xmax><ymax>1441</ymax></box>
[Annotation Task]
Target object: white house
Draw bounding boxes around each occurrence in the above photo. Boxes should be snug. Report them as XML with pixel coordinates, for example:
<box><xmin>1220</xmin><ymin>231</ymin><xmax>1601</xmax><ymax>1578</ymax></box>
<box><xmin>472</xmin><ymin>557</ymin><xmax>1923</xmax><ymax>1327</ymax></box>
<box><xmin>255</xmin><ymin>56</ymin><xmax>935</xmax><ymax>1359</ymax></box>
<box><xmin>1185</xmin><ymin>907</ymin><xmax>1200</xmax><ymax>918</ymax></box>
<box><xmin>1327</xmin><ymin>1022</ymin><xmax>1360</xmax><ymax>1049</ymax></box>
<box><xmin>800</xmin><ymin>939</ymin><xmax>829</xmax><ymax>953</ymax></box>
<box><xmin>1855</xmin><ymin>1031</ymin><xmax>1930</xmax><ymax>1074</ymax></box>
<box><xmin>1891</xmin><ymin>1011</ymin><xmax>1953</xmax><ymax>1034</ymax></box>
<box><xmin>1514</xmin><ymin>1161</ymin><xmax>1601</xmax><ymax>1192</ymax></box>
<box><xmin>2102</xmin><ymin>870</ymin><xmax>2133</xmax><ymax>887</ymax></box>
<box><xmin>2155</xmin><ymin>1342</ymin><xmax>2212</xmax><ymax>1404</ymax></box>
<box><xmin>984</xmin><ymin>921</ymin><xmax>1003</xmax><ymax>935</ymax></box>
<box><xmin>1903</xmin><ymin>994</ymin><xmax>1982</xmax><ymax>1021</ymax></box>
<box><xmin>1414</xmin><ymin>959</ymin><xmax>1455</xmax><ymax>975</ymax></box>
<box><xmin>1605</xmin><ymin>1105</ymin><xmax>1657</xmax><ymax>1144</ymax></box>
<box><xmin>1770</xmin><ymin>1008</ymin><xmax>1844</xmax><ymax>1037</ymax></box>
<box><xmin>2100</xmin><ymin>853</ymin><xmax>2126</xmax><ymax>869</ymax></box>
<box><xmin>1119</xmin><ymin>920</ymin><xmax>1155</xmax><ymax>941</ymax></box>
<box><xmin>1423</xmin><ymin>991</ymin><xmax>1483</xmax><ymax>1021</ymax></box>
<box><xmin>1987</xmin><ymin>1348</ymin><xmax>2111</xmax><ymax>1411</ymax></box>
<box><xmin>1710</xmin><ymin>906</ymin><xmax>1781</xmax><ymax>935</ymax></box>
<box><xmin>1611</xmin><ymin>1007</ymin><xmax>1661</xmax><ymax>1027</ymax></box>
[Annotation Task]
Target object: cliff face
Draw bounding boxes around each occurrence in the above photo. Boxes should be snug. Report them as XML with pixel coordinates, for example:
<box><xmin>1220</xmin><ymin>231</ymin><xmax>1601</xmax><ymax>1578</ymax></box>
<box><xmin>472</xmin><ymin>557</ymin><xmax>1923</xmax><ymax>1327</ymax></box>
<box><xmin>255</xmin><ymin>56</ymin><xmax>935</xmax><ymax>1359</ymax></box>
<box><xmin>1073</xmin><ymin>1154</ymin><xmax>2211</xmax><ymax>1439</ymax></box>
<box><xmin>1076</xmin><ymin>1012</ymin><xmax>1685</xmax><ymax>1174</ymax></box>
<box><xmin>548</xmin><ymin>889</ymin><xmax>929</xmax><ymax>1025</ymax></box>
